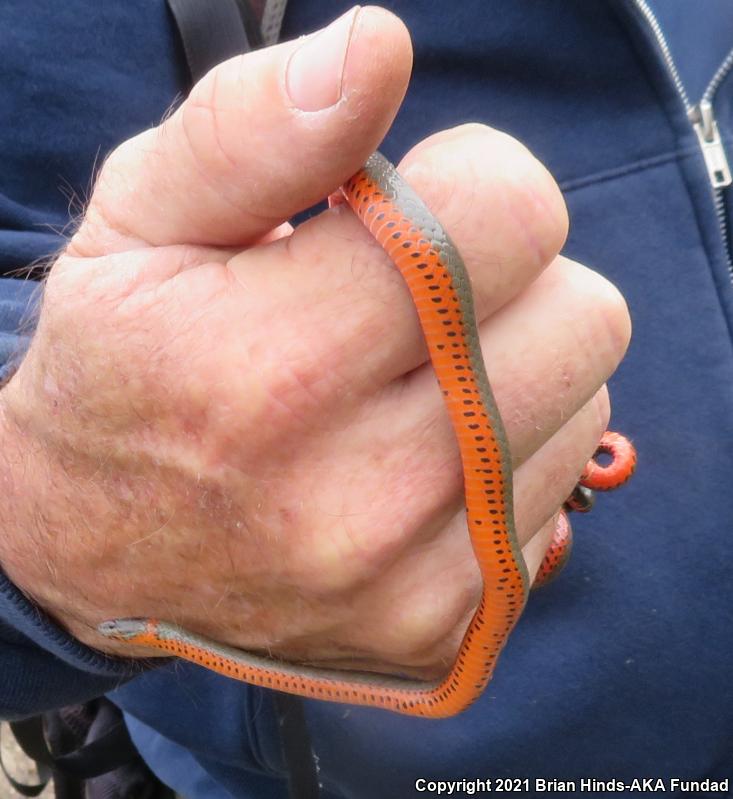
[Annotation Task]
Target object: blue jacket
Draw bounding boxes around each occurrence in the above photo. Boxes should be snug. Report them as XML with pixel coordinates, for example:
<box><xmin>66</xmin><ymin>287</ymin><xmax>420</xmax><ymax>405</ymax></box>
<box><xmin>1</xmin><ymin>1</ymin><xmax>732</xmax><ymax>796</ymax></box>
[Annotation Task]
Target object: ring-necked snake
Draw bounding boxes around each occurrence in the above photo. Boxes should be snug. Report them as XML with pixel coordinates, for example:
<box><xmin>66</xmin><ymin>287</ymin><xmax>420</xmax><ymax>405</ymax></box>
<box><xmin>99</xmin><ymin>152</ymin><xmax>636</xmax><ymax>718</ymax></box>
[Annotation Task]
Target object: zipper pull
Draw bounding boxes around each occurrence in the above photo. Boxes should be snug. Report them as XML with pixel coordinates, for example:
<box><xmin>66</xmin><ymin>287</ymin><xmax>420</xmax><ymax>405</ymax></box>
<box><xmin>689</xmin><ymin>101</ymin><xmax>732</xmax><ymax>189</ymax></box>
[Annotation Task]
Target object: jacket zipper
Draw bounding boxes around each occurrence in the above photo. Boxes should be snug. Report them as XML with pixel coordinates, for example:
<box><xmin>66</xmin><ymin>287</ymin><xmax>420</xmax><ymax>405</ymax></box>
<box><xmin>630</xmin><ymin>0</ymin><xmax>733</xmax><ymax>281</ymax></box>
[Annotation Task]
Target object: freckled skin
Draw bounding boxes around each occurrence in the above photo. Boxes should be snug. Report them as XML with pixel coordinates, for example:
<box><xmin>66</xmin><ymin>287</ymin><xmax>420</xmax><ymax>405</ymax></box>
<box><xmin>100</xmin><ymin>153</ymin><xmax>636</xmax><ymax>718</ymax></box>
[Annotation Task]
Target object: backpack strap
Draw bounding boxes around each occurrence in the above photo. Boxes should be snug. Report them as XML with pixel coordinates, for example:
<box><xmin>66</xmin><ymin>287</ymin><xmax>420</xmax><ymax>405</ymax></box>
<box><xmin>2</xmin><ymin>701</ymin><xmax>166</xmax><ymax>799</ymax></box>
<box><xmin>9</xmin><ymin>708</ymin><xmax>140</xmax><ymax>780</ymax></box>
<box><xmin>0</xmin><ymin>720</ymin><xmax>51</xmax><ymax>797</ymax></box>
<box><xmin>260</xmin><ymin>0</ymin><xmax>289</xmax><ymax>45</ymax></box>
<box><xmin>273</xmin><ymin>692</ymin><xmax>321</xmax><ymax>799</ymax></box>
<box><xmin>165</xmin><ymin>0</ymin><xmax>289</xmax><ymax>85</ymax></box>
<box><xmin>166</xmin><ymin>0</ymin><xmax>260</xmax><ymax>83</ymax></box>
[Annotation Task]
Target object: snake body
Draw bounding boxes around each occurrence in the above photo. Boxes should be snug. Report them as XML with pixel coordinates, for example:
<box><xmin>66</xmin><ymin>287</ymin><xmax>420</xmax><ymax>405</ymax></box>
<box><xmin>99</xmin><ymin>152</ymin><xmax>635</xmax><ymax>718</ymax></box>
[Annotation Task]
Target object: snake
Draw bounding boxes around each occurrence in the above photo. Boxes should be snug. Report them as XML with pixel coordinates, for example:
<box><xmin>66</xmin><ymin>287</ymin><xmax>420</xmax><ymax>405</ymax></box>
<box><xmin>99</xmin><ymin>152</ymin><xmax>636</xmax><ymax>718</ymax></box>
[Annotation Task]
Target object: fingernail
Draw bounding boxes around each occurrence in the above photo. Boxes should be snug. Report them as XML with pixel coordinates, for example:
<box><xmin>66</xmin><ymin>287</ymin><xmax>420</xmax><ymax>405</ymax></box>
<box><xmin>286</xmin><ymin>6</ymin><xmax>360</xmax><ymax>111</ymax></box>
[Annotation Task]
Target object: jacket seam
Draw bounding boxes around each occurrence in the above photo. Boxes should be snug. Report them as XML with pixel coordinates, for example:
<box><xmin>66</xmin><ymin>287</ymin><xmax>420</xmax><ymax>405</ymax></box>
<box><xmin>561</xmin><ymin>144</ymin><xmax>701</xmax><ymax>193</ymax></box>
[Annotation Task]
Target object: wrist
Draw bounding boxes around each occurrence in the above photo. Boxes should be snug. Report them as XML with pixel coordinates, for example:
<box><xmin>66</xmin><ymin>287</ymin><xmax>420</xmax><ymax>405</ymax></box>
<box><xmin>0</xmin><ymin>385</ymin><xmax>51</xmax><ymax>597</ymax></box>
<box><xmin>0</xmin><ymin>372</ymin><xmax>179</xmax><ymax>659</ymax></box>
<box><xmin>0</xmin><ymin>382</ymin><xmax>92</xmax><ymax>643</ymax></box>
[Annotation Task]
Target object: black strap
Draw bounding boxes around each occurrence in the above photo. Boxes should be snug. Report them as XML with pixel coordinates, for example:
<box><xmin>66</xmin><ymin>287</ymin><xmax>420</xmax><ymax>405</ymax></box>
<box><xmin>260</xmin><ymin>0</ymin><xmax>289</xmax><ymax>46</ymax></box>
<box><xmin>9</xmin><ymin>710</ymin><xmax>141</xmax><ymax>780</ymax></box>
<box><xmin>273</xmin><ymin>693</ymin><xmax>321</xmax><ymax>799</ymax></box>
<box><xmin>0</xmin><ymin>722</ymin><xmax>51</xmax><ymax>797</ymax></box>
<box><xmin>165</xmin><ymin>0</ymin><xmax>260</xmax><ymax>84</ymax></box>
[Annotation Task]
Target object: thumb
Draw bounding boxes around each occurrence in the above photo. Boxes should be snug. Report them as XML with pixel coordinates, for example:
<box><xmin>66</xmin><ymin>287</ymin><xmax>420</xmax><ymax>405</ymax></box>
<box><xmin>69</xmin><ymin>5</ymin><xmax>412</xmax><ymax>257</ymax></box>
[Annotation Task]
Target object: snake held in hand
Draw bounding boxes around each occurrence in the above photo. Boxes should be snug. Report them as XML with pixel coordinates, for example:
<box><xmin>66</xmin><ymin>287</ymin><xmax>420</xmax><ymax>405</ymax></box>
<box><xmin>99</xmin><ymin>152</ymin><xmax>636</xmax><ymax>718</ymax></box>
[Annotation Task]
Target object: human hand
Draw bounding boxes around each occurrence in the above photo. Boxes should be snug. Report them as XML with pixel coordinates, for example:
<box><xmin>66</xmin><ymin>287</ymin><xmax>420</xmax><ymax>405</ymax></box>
<box><xmin>0</xmin><ymin>6</ymin><xmax>629</xmax><ymax>678</ymax></box>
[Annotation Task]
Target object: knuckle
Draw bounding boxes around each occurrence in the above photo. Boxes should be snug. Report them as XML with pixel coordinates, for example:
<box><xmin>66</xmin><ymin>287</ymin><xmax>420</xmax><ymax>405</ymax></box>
<box><xmin>95</xmin><ymin>136</ymin><xmax>137</xmax><ymax>188</ymax></box>
<box><xmin>577</xmin><ymin>269</ymin><xmax>632</xmax><ymax>368</ymax></box>
<box><xmin>258</xmin><ymin>347</ymin><xmax>342</xmax><ymax>430</ymax></box>
<box><xmin>305</xmin><ymin>519</ymin><xmax>406</xmax><ymax>596</ymax></box>
<box><xmin>591</xmin><ymin>274</ymin><xmax>633</xmax><ymax>358</ymax></box>
<box><xmin>404</xmin><ymin>125</ymin><xmax>568</xmax><ymax>270</ymax></box>
<box><xmin>42</xmin><ymin>261</ymin><xmax>86</xmax><ymax>329</ymax></box>
<box><xmin>181</xmin><ymin>66</ymin><xmax>240</xmax><ymax>176</ymax></box>
<box><xmin>386</xmin><ymin>582</ymin><xmax>479</xmax><ymax>662</ymax></box>
<box><xmin>43</xmin><ymin>259</ymin><xmax>73</xmax><ymax>305</ymax></box>
<box><xmin>555</xmin><ymin>258</ymin><xmax>632</xmax><ymax>370</ymax></box>
<box><xmin>69</xmin><ymin>137</ymin><xmax>146</xmax><ymax>256</ymax></box>
<box><xmin>489</xmin><ymin>133</ymin><xmax>569</xmax><ymax>264</ymax></box>
<box><xmin>592</xmin><ymin>386</ymin><xmax>612</xmax><ymax>436</ymax></box>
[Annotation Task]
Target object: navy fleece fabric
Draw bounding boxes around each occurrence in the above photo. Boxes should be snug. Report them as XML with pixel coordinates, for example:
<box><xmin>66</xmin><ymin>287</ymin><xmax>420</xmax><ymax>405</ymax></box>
<box><xmin>1</xmin><ymin>2</ymin><xmax>732</xmax><ymax>797</ymax></box>
<box><xmin>651</xmin><ymin>0</ymin><xmax>733</xmax><ymax>101</ymax></box>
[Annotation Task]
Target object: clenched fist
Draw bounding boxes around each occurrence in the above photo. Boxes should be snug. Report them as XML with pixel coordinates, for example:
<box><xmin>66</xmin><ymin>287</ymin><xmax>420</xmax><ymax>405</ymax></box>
<box><xmin>0</xmin><ymin>6</ymin><xmax>629</xmax><ymax>679</ymax></box>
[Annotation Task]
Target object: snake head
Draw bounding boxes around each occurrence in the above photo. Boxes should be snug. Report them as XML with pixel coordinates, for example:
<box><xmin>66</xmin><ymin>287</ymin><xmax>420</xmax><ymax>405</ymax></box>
<box><xmin>98</xmin><ymin>619</ymin><xmax>149</xmax><ymax>640</ymax></box>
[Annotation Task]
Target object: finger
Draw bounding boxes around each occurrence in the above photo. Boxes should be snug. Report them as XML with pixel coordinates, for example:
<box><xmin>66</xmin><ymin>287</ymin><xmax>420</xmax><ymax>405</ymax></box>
<box><xmin>477</xmin><ymin>258</ymin><xmax>628</xmax><ymax>465</ymax></box>
<box><xmin>317</xmin><ymin>505</ymin><xmax>566</xmax><ymax>676</ymax></box>
<box><xmin>325</xmin><ymin>389</ymin><xmax>609</xmax><ymax>658</ymax></box>
<box><xmin>212</xmin><ymin>251</ymin><xmax>625</xmax><ymax>577</ymax></box>
<box><xmin>403</xmin><ymin>393</ymin><xmax>609</xmax><ymax>659</ymax></box>
<box><xmin>256</xmin><ymin>222</ymin><xmax>295</xmax><ymax>245</ymax></box>
<box><xmin>397</xmin><ymin>123</ymin><xmax>569</xmax><ymax>320</ymax></box>
<box><xmin>521</xmin><ymin>514</ymin><xmax>560</xmax><ymax>584</ymax></box>
<box><xmin>512</xmin><ymin>387</ymin><xmax>610</xmax><ymax>544</ymax></box>
<box><xmin>48</xmin><ymin>244</ymin><xmax>241</xmax><ymax>306</ymax></box>
<box><xmin>376</xmin><ymin>510</ymin><xmax>560</xmax><ymax>672</ymax></box>
<box><xmin>272</xmin><ymin>390</ymin><xmax>609</xmax><ymax>671</ymax></box>
<box><xmin>69</xmin><ymin>6</ymin><xmax>413</xmax><ymax>256</ymax></box>
<box><xmin>377</xmin><ymin>256</ymin><xmax>629</xmax><ymax>474</ymax></box>
<box><xmin>429</xmin><ymin>387</ymin><xmax>611</xmax><ymax>559</ymax></box>
<box><xmin>223</xmin><ymin>123</ymin><xmax>569</xmax><ymax>401</ymax></box>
